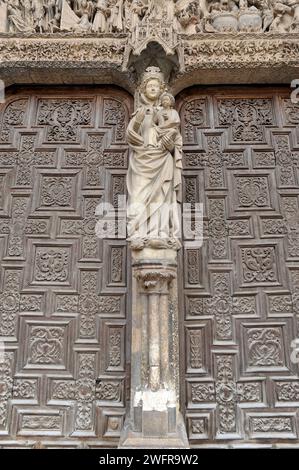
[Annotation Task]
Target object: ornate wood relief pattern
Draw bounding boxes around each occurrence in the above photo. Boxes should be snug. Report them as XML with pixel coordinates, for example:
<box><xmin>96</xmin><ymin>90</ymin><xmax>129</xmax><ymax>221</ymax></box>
<box><xmin>180</xmin><ymin>87</ymin><xmax>299</xmax><ymax>446</ymax></box>
<box><xmin>0</xmin><ymin>87</ymin><xmax>131</xmax><ymax>448</ymax></box>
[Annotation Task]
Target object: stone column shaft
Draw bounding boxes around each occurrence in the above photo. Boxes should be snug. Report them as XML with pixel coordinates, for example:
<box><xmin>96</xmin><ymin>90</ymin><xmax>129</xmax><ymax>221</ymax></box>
<box><xmin>160</xmin><ymin>292</ymin><xmax>170</xmax><ymax>388</ymax></box>
<box><xmin>148</xmin><ymin>293</ymin><xmax>160</xmax><ymax>391</ymax></box>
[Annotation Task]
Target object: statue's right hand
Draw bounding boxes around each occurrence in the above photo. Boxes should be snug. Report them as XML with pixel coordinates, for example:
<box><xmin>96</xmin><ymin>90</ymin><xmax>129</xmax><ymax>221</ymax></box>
<box><xmin>135</xmin><ymin>108</ymin><xmax>146</xmax><ymax>124</ymax></box>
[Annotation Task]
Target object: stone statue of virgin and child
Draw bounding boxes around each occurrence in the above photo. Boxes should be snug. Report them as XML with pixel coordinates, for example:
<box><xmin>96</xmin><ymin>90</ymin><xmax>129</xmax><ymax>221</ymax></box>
<box><xmin>126</xmin><ymin>66</ymin><xmax>182</xmax><ymax>250</ymax></box>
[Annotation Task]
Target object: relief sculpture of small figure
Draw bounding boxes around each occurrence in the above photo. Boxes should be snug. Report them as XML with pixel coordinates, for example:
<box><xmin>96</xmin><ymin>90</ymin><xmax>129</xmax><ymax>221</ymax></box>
<box><xmin>92</xmin><ymin>0</ymin><xmax>109</xmax><ymax>33</ymax></box>
<box><xmin>74</xmin><ymin>0</ymin><xmax>94</xmax><ymax>31</ymax></box>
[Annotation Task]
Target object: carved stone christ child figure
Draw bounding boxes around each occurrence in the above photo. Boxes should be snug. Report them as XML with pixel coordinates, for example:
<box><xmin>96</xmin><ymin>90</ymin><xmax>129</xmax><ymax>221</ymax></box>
<box><xmin>126</xmin><ymin>67</ymin><xmax>182</xmax><ymax>249</ymax></box>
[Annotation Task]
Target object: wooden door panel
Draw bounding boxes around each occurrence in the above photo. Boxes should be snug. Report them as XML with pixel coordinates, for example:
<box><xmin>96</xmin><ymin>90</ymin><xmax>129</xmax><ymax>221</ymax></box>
<box><xmin>0</xmin><ymin>87</ymin><xmax>132</xmax><ymax>447</ymax></box>
<box><xmin>179</xmin><ymin>87</ymin><xmax>299</xmax><ymax>445</ymax></box>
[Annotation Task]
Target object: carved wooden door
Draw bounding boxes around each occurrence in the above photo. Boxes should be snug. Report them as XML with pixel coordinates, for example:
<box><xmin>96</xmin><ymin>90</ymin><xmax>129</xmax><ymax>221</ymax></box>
<box><xmin>178</xmin><ymin>87</ymin><xmax>299</xmax><ymax>446</ymax></box>
<box><xmin>0</xmin><ymin>87</ymin><xmax>132</xmax><ymax>448</ymax></box>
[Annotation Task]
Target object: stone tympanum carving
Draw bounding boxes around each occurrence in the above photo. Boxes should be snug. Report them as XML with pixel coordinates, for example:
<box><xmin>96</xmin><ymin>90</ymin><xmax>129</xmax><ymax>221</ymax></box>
<box><xmin>1</xmin><ymin>0</ymin><xmax>299</xmax><ymax>34</ymax></box>
<box><xmin>126</xmin><ymin>66</ymin><xmax>182</xmax><ymax>250</ymax></box>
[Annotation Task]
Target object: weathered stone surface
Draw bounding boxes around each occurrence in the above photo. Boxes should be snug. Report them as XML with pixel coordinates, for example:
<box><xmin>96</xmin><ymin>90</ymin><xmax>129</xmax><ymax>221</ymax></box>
<box><xmin>0</xmin><ymin>33</ymin><xmax>299</xmax><ymax>90</ymax></box>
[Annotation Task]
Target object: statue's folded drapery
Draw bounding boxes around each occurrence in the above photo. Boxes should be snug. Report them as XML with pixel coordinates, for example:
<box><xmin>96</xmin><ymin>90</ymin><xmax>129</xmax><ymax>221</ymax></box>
<box><xmin>126</xmin><ymin>113</ymin><xmax>182</xmax><ymax>241</ymax></box>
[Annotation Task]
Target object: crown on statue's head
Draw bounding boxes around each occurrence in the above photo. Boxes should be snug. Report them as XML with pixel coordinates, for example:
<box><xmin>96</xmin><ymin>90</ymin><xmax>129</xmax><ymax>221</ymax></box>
<box><xmin>140</xmin><ymin>66</ymin><xmax>165</xmax><ymax>88</ymax></box>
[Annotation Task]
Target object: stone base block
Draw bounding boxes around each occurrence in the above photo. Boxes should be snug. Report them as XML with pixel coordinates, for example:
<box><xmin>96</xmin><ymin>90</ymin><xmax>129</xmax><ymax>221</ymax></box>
<box><xmin>118</xmin><ymin>413</ymin><xmax>189</xmax><ymax>449</ymax></box>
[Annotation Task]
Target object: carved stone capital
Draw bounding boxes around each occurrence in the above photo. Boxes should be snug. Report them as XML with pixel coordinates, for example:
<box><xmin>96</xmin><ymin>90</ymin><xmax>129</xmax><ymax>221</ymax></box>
<box><xmin>135</xmin><ymin>267</ymin><xmax>176</xmax><ymax>293</ymax></box>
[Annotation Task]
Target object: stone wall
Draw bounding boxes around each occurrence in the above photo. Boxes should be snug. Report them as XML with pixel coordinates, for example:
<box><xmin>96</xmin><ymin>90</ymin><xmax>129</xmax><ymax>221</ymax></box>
<box><xmin>0</xmin><ymin>1</ymin><xmax>298</xmax><ymax>90</ymax></box>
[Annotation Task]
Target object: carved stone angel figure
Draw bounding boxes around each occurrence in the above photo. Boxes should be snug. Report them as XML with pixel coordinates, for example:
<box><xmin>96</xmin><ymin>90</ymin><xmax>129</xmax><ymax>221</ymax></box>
<box><xmin>126</xmin><ymin>66</ymin><xmax>182</xmax><ymax>249</ymax></box>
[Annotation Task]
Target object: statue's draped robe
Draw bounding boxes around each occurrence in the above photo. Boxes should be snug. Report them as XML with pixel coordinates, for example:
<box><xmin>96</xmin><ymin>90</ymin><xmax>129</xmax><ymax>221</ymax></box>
<box><xmin>92</xmin><ymin>0</ymin><xmax>107</xmax><ymax>33</ymax></box>
<box><xmin>126</xmin><ymin>106</ymin><xmax>182</xmax><ymax>240</ymax></box>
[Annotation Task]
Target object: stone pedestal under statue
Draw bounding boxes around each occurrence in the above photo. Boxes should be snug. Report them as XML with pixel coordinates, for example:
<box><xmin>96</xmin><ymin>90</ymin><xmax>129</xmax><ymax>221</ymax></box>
<box><xmin>119</xmin><ymin>248</ymin><xmax>189</xmax><ymax>448</ymax></box>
